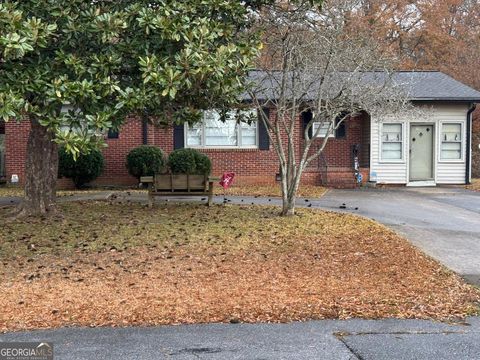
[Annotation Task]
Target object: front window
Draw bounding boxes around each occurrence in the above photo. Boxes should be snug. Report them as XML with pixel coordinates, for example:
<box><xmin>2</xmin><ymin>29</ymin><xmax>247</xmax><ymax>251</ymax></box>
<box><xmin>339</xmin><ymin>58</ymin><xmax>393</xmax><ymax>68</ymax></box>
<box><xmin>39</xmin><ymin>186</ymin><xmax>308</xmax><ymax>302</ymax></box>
<box><xmin>186</xmin><ymin>110</ymin><xmax>258</xmax><ymax>148</ymax></box>
<box><xmin>381</xmin><ymin>123</ymin><xmax>403</xmax><ymax>160</ymax></box>
<box><xmin>312</xmin><ymin>121</ymin><xmax>334</xmax><ymax>138</ymax></box>
<box><xmin>440</xmin><ymin>123</ymin><xmax>462</xmax><ymax>160</ymax></box>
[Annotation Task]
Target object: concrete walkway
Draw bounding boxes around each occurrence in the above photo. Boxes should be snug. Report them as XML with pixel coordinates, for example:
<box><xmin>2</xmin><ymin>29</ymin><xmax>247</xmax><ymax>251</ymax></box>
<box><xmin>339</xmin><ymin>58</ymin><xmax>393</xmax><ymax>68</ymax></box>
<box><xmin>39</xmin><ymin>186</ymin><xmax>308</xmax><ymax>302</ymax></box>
<box><xmin>1</xmin><ymin>317</ymin><xmax>480</xmax><ymax>359</ymax></box>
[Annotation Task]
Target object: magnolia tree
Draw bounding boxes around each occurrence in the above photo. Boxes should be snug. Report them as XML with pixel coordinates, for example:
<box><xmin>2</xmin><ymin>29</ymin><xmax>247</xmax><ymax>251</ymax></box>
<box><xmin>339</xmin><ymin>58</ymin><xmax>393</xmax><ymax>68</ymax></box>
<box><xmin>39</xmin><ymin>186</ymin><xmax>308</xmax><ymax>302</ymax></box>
<box><xmin>0</xmin><ymin>1</ymin><xmax>261</xmax><ymax>216</ymax></box>
<box><xmin>249</xmin><ymin>0</ymin><xmax>411</xmax><ymax>216</ymax></box>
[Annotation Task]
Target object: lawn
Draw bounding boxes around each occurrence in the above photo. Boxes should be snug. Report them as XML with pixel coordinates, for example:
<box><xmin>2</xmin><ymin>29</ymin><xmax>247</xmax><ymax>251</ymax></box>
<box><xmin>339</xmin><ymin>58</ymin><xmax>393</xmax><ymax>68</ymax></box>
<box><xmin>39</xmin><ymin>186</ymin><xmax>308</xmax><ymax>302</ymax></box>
<box><xmin>0</xmin><ymin>201</ymin><xmax>478</xmax><ymax>332</ymax></box>
<box><xmin>0</xmin><ymin>186</ymin><xmax>108</xmax><ymax>198</ymax></box>
<box><xmin>0</xmin><ymin>184</ymin><xmax>327</xmax><ymax>199</ymax></box>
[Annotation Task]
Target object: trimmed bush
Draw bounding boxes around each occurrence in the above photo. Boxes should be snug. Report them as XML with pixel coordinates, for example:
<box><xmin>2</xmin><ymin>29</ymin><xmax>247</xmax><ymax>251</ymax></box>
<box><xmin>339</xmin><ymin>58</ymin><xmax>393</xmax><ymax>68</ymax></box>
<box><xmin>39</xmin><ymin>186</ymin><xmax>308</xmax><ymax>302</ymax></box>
<box><xmin>168</xmin><ymin>148</ymin><xmax>212</xmax><ymax>175</ymax></box>
<box><xmin>126</xmin><ymin>145</ymin><xmax>166</xmax><ymax>179</ymax></box>
<box><xmin>193</xmin><ymin>151</ymin><xmax>212</xmax><ymax>176</ymax></box>
<box><xmin>58</xmin><ymin>148</ymin><xmax>104</xmax><ymax>188</ymax></box>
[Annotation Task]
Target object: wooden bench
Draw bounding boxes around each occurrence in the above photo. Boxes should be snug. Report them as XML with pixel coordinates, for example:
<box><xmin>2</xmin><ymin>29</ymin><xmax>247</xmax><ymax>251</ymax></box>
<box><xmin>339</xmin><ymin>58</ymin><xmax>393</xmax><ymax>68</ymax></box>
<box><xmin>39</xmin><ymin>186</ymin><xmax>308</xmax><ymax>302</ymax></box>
<box><xmin>140</xmin><ymin>174</ymin><xmax>219</xmax><ymax>207</ymax></box>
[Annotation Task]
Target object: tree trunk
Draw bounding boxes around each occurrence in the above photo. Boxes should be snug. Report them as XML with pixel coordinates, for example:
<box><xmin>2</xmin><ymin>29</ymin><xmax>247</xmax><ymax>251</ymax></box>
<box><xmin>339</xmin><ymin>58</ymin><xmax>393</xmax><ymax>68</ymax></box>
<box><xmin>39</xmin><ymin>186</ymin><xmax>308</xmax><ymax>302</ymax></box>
<box><xmin>281</xmin><ymin>195</ymin><xmax>295</xmax><ymax>216</ymax></box>
<box><xmin>280</xmin><ymin>172</ymin><xmax>296</xmax><ymax>216</ymax></box>
<box><xmin>17</xmin><ymin>118</ymin><xmax>58</xmax><ymax>216</ymax></box>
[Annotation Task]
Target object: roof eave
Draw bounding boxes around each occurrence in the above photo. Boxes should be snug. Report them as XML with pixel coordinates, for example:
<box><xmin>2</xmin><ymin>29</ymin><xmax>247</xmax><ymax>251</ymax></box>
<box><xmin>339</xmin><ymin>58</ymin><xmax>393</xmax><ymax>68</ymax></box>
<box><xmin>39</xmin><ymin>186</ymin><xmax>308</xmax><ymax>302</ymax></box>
<box><xmin>411</xmin><ymin>98</ymin><xmax>480</xmax><ymax>102</ymax></box>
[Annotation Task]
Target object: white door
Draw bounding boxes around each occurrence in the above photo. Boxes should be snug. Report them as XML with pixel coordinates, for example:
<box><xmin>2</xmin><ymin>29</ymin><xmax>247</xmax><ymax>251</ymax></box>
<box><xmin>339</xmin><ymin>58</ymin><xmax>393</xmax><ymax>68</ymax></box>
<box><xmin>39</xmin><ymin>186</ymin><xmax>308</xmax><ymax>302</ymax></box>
<box><xmin>409</xmin><ymin>124</ymin><xmax>434</xmax><ymax>181</ymax></box>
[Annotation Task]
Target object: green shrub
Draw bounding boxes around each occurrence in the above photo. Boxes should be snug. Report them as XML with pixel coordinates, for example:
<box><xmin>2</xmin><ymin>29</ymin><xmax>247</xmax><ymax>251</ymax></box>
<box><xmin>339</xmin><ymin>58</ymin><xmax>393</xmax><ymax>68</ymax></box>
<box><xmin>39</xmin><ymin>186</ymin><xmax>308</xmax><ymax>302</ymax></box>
<box><xmin>126</xmin><ymin>146</ymin><xmax>166</xmax><ymax>179</ymax></box>
<box><xmin>168</xmin><ymin>148</ymin><xmax>212</xmax><ymax>175</ymax></box>
<box><xmin>58</xmin><ymin>148</ymin><xmax>104</xmax><ymax>188</ymax></box>
<box><xmin>193</xmin><ymin>151</ymin><xmax>212</xmax><ymax>176</ymax></box>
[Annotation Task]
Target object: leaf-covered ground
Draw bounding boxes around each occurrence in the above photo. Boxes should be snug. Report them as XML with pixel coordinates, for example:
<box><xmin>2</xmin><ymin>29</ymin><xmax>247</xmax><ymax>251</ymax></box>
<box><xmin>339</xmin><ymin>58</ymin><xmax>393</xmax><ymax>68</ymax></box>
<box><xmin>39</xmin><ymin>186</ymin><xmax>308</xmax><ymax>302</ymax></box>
<box><xmin>467</xmin><ymin>178</ymin><xmax>480</xmax><ymax>192</ymax></box>
<box><xmin>0</xmin><ymin>184</ymin><xmax>327</xmax><ymax>199</ymax></box>
<box><xmin>0</xmin><ymin>187</ymin><xmax>108</xmax><ymax>198</ymax></box>
<box><xmin>214</xmin><ymin>184</ymin><xmax>327</xmax><ymax>198</ymax></box>
<box><xmin>0</xmin><ymin>201</ymin><xmax>478</xmax><ymax>332</ymax></box>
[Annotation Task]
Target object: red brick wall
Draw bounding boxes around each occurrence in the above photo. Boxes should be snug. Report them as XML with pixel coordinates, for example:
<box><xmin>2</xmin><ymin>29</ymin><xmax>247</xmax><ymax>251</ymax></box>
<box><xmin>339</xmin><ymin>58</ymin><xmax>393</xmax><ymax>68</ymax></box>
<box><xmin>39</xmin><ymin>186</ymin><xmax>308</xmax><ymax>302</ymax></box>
<box><xmin>5</xmin><ymin>120</ymin><xmax>30</xmax><ymax>183</ymax></box>
<box><xmin>4</xmin><ymin>111</ymin><xmax>370</xmax><ymax>188</ymax></box>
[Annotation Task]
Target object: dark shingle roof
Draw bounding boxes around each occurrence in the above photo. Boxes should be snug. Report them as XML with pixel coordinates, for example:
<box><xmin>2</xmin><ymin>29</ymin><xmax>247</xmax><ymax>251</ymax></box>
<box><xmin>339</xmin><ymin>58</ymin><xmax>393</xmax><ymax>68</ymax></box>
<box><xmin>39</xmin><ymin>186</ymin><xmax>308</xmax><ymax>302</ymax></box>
<box><xmin>246</xmin><ymin>70</ymin><xmax>480</xmax><ymax>102</ymax></box>
<box><xmin>388</xmin><ymin>71</ymin><xmax>480</xmax><ymax>101</ymax></box>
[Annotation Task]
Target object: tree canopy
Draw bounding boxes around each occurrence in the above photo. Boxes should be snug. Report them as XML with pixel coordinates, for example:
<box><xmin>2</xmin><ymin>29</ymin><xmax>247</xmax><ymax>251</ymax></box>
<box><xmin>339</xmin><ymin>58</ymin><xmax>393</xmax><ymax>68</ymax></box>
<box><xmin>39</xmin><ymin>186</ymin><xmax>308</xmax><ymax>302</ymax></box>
<box><xmin>0</xmin><ymin>0</ymin><xmax>262</xmax><ymax>215</ymax></box>
<box><xmin>0</xmin><ymin>0</ymin><xmax>261</xmax><ymax>158</ymax></box>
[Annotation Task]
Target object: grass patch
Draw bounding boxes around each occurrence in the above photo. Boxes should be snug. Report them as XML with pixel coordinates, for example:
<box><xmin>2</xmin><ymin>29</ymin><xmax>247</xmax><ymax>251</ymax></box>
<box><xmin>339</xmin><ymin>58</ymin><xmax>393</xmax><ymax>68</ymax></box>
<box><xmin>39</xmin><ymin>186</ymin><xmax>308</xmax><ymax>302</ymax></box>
<box><xmin>215</xmin><ymin>184</ymin><xmax>327</xmax><ymax>198</ymax></box>
<box><xmin>0</xmin><ymin>201</ymin><xmax>478</xmax><ymax>331</ymax></box>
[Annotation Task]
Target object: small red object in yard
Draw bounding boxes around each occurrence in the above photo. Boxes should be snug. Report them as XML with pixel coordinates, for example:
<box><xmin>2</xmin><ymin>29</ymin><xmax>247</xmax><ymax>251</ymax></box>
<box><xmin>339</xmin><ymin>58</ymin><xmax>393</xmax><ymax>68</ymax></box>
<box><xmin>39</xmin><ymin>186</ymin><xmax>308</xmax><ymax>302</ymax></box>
<box><xmin>220</xmin><ymin>172</ymin><xmax>235</xmax><ymax>189</ymax></box>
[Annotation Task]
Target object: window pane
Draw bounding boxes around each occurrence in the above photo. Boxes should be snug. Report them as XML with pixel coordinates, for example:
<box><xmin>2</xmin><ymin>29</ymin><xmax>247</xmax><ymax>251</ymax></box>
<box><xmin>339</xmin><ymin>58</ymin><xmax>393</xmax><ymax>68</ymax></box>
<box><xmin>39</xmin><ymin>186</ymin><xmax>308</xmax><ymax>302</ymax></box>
<box><xmin>441</xmin><ymin>123</ymin><xmax>462</xmax><ymax>160</ymax></box>
<box><xmin>204</xmin><ymin>111</ymin><xmax>238</xmax><ymax>146</ymax></box>
<box><xmin>382</xmin><ymin>142</ymin><xmax>401</xmax><ymax>152</ymax></box>
<box><xmin>382</xmin><ymin>123</ymin><xmax>402</xmax><ymax>142</ymax></box>
<box><xmin>382</xmin><ymin>142</ymin><xmax>402</xmax><ymax>160</ymax></box>
<box><xmin>381</xmin><ymin>123</ymin><xmax>402</xmax><ymax>160</ymax></box>
<box><xmin>441</xmin><ymin>142</ymin><xmax>461</xmax><ymax>160</ymax></box>
<box><xmin>187</xmin><ymin>123</ymin><xmax>202</xmax><ymax>146</ymax></box>
<box><xmin>241</xmin><ymin>121</ymin><xmax>257</xmax><ymax>146</ymax></box>
<box><xmin>442</xmin><ymin>123</ymin><xmax>461</xmax><ymax>142</ymax></box>
<box><xmin>313</xmin><ymin>122</ymin><xmax>332</xmax><ymax>137</ymax></box>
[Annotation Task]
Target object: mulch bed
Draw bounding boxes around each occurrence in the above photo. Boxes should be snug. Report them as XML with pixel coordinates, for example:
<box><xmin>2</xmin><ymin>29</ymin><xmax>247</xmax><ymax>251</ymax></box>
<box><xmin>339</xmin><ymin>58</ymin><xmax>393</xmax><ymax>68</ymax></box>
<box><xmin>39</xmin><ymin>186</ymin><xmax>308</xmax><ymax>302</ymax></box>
<box><xmin>0</xmin><ymin>201</ymin><xmax>478</xmax><ymax>332</ymax></box>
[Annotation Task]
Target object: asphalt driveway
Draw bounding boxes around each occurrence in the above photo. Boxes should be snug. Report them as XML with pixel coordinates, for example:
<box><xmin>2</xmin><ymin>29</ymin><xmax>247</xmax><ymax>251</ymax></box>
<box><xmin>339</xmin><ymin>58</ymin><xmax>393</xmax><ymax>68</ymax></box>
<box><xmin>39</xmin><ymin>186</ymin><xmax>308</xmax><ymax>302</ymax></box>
<box><xmin>1</xmin><ymin>317</ymin><xmax>480</xmax><ymax>359</ymax></box>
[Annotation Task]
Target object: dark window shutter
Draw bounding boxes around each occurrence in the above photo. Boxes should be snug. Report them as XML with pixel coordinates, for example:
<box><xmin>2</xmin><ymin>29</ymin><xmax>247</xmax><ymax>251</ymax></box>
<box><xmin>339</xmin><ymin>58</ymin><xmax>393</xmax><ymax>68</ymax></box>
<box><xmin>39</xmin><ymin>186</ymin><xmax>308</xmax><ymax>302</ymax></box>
<box><xmin>302</xmin><ymin>110</ymin><xmax>313</xmax><ymax>139</ymax></box>
<box><xmin>173</xmin><ymin>124</ymin><xmax>185</xmax><ymax>149</ymax></box>
<box><xmin>258</xmin><ymin>108</ymin><xmax>270</xmax><ymax>150</ymax></box>
<box><xmin>335</xmin><ymin>113</ymin><xmax>347</xmax><ymax>139</ymax></box>
<box><xmin>107</xmin><ymin>129</ymin><xmax>119</xmax><ymax>139</ymax></box>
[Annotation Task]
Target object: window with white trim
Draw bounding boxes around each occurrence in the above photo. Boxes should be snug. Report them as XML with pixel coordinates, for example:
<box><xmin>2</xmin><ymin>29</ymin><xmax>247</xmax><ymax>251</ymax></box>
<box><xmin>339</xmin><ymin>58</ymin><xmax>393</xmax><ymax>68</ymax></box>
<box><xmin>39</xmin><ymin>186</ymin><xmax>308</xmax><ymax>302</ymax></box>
<box><xmin>440</xmin><ymin>123</ymin><xmax>462</xmax><ymax>160</ymax></box>
<box><xmin>186</xmin><ymin>110</ymin><xmax>258</xmax><ymax>148</ymax></box>
<box><xmin>381</xmin><ymin>123</ymin><xmax>403</xmax><ymax>160</ymax></box>
<box><xmin>312</xmin><ymin>121</ymin><xmax>334</xmax><ymax>138</ymax></box>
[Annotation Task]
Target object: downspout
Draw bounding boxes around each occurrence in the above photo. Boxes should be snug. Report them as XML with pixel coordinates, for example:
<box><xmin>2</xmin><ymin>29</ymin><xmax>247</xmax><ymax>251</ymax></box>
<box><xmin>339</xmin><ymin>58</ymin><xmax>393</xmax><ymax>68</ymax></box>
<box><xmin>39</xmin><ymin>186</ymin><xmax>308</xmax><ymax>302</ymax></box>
<box><xmin>466</xmin><ymin>103</ymin><xmax>476</xmax><ymax>185</ymax></box>
<box><xmin>142</xmin><ymin>112</ymin><xmax>148</xmax><ymax>145</ymax></box>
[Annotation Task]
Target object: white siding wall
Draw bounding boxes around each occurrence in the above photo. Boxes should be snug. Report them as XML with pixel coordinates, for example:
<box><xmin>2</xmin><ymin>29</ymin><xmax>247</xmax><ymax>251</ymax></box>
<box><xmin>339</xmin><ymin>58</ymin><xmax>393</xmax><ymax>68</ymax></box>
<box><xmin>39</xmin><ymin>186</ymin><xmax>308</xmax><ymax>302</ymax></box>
<box><xmin>435</xmin><ymin>105</ymin><xmax>468</xmax><ymax>184</ymax></box>
<box><xmin>370</xmin><ymin>104</ymin><xmax>469</xmax><ymax>185</ymax></box>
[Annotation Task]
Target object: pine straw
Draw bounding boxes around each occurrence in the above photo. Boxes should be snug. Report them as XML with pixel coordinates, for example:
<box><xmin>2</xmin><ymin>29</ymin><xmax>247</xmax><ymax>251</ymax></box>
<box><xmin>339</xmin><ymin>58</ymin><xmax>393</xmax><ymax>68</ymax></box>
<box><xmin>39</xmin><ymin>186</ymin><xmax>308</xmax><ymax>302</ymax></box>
<box><xmin>467</xmin><ymin>178</ymin><xmax>480</xmax><ymax>192</ymax></box>
<box><xmin>215</xmin><ymin>184</ymin><xmax>327</xmax><ymax>198</ymax></box>
<box><xmin>0</xmin><ymin>202</ymin><xmax>478</xmax><ymax>332</ymax></box>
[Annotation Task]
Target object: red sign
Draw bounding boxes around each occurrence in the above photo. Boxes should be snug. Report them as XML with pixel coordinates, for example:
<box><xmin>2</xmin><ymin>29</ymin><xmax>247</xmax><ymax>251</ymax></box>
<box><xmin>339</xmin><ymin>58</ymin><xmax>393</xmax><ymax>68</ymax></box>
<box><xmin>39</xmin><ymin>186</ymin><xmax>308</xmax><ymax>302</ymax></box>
<box><xmin>219</xmin><ymin>172</ymin><xmax>235</xmax><ymax>189</ymax></box>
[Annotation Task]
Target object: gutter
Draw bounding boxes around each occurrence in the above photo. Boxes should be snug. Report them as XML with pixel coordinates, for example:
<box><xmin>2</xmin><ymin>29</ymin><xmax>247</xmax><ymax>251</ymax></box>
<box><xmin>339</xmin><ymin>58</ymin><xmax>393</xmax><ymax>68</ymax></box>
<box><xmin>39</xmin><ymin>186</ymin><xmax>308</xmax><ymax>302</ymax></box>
<box><xmin>466</xmin><ymin>103</ymin><xmax>476</xmax><ymax>185</ymax></box>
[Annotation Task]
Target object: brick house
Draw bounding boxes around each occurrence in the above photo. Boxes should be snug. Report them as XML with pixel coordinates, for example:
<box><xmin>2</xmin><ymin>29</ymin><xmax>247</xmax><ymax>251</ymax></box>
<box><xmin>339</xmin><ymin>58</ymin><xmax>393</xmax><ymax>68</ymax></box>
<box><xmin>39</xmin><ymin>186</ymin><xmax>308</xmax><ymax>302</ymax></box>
<box><xmin>1</xmin><ymin>71</ymin><xmax>479</xmax><ymax>188</ymax></box>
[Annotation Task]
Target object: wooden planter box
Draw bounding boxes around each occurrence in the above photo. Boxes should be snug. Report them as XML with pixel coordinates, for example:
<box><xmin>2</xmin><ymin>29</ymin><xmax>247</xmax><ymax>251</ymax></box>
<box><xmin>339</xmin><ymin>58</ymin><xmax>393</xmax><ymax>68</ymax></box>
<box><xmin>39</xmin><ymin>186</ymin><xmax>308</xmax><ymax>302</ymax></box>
<box><xmin>154</xmin><ymin>174</ymin><xmax>207</xmax><ymax>192</ymax></box>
